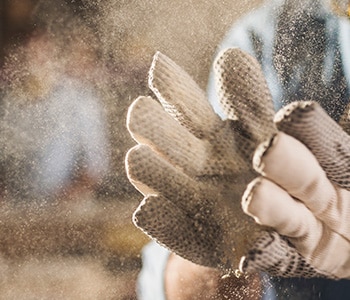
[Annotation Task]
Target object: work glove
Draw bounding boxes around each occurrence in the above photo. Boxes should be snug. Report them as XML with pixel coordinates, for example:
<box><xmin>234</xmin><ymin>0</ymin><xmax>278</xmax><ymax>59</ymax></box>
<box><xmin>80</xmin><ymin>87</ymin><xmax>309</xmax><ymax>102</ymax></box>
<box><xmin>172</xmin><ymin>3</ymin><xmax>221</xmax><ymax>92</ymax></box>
<box><xmin>243</xmin><ymin>100</ymin><xmax>350</xmax><ymax>279</ymax></box>
<box><xmin>126</xmin><ymin>47</ymin><xmax>277</xmax><ymax>271</ymax></box>
<box><xmin>125</xmin><ymin>48</ymin><xmax>330</xmax><ymax>277</ymax></box>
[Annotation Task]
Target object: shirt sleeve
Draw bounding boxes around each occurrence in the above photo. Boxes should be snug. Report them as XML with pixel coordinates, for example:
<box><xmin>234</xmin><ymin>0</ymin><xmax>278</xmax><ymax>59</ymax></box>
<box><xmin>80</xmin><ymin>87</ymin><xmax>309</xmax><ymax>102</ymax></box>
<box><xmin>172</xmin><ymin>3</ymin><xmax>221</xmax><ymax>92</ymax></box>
<box><xmin>339</xmin><ymin>17</ymin><xmax>350</xmax><ymax>89</ymax></box>
<box><xmin>137</xmin><ymin>242</ymin><xmax>171</xmax><ymax>300</ymax></box>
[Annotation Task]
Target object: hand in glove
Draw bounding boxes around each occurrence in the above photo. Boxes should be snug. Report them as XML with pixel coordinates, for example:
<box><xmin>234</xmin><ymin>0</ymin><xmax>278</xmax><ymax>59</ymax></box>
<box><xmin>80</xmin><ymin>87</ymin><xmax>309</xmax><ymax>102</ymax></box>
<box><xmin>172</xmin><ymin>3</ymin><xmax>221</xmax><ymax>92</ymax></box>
<box><xmin>125</xmin><ymin>48</ymin><xmax>329</xmax><ymax>277</ymax></box>
<box><xmin>243</xmin><ymin>101</ymin><xmax>350</xmax><ymax>279</ymax></box>
<box><xmin>126</xmin><ymin>48</ymin><xmax>277</xmax><ymax>271</ymax></box>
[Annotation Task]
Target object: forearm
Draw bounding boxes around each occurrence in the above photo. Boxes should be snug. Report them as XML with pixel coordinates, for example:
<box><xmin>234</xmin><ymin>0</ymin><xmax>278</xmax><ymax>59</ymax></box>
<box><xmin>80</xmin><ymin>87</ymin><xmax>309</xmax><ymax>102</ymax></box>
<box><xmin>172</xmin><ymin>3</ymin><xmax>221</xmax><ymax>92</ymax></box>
<box><xmin>164</xmin><ymin>253</ymin><xmax>262</xmax><ymax>300</ymax></box>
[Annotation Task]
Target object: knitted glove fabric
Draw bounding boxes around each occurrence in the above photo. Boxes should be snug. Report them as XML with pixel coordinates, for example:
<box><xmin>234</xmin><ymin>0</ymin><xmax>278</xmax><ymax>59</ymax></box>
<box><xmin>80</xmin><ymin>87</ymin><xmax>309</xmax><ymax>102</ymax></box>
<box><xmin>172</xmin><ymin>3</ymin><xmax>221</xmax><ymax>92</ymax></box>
<box><xmin>126</xmin><ymin>48</ymin><xmax>340</xmax><ymax>278</ymax></box>
<box><xmin>243</xmin><ymin>101</ymin><xmax>350</xmax><ymax>279</ymax></box>
<box><xmin>126</xmin><ymin>48</ymin><xmax>276</xmax><ymax>271</ymax></box>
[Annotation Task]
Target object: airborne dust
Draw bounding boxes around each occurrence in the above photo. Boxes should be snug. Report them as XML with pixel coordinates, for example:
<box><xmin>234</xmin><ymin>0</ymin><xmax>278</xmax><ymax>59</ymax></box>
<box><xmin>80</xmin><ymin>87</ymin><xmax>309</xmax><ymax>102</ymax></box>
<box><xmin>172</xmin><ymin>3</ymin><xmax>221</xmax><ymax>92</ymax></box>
<box><xmin>0</xmin><ymin>0</ymin><xmax>262</xmax><ymax>299</ymax></box>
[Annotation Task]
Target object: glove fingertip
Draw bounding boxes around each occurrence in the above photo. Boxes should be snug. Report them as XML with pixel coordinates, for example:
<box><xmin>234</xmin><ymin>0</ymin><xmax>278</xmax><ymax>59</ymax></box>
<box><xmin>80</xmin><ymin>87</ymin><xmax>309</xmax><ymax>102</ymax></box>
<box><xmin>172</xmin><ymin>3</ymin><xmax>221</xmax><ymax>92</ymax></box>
<box><xmin>274</xmin><ymin>100</ymin><xmax>350</xmax><ymax>190</ymax></box>
<box><xmin>148</xmin><ymin>51</ymin><xmax>220</xmax><ymax>138</ymax></box>
<box><xmin>214</xmin><ymin>47</ymin><xmax>277</xmax><ymax>147</ymax></box>
<box><xmin>274</xmin><ymin>100</ymin><xmax>316</xmax><ymax>127</ymax></box>
<box><xmin>241</xmin><ymin>177</ymin><xmax>264</xmax><ymax>222</ymax></box>
<box><xmin>126</xmin><ymin>95</ymin><xmax>162</xmax><ymax>143</ymax></box>
<box><xmin>125</xmin><ymin>145</ymin><xmax>159</xmax><ymax>196</ymax></box>
<box><xmin>252</xmin><ymin>134</ymin><xmax>278</xmax><ymax>175</ymax></box>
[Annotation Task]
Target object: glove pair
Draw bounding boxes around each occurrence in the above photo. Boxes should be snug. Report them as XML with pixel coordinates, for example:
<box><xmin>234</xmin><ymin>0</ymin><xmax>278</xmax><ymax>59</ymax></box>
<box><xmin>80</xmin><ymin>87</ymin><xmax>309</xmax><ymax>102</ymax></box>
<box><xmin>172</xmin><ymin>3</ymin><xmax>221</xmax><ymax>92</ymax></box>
<box><xmin>125</xmin><ymin>47</ymin><xmax>350</xmax><ymax>279</ymax></box>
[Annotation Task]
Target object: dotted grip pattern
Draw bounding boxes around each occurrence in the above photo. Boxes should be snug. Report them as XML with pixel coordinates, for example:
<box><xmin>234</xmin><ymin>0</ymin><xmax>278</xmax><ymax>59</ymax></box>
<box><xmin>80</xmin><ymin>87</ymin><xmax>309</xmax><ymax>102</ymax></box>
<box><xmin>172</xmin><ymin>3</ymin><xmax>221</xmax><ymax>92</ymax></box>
<box><xmin>125</xmin><ymin>48</ymin><xmax>344</xmax><ymax>278</ymax></box>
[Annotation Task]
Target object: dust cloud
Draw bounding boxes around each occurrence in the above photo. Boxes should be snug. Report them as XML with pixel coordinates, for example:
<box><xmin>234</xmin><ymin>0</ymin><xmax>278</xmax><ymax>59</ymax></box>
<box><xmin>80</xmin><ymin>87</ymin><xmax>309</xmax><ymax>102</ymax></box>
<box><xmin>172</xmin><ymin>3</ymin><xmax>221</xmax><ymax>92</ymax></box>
<box><xmin>0</xmin><ymin>0</ymin><xmax>262</xmax><ymax>298</ymax></box>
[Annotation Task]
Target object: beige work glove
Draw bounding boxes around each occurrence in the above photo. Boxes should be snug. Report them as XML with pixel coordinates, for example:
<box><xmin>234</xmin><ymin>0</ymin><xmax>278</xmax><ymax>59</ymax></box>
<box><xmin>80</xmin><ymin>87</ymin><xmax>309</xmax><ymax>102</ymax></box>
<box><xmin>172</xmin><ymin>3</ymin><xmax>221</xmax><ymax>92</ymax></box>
<box><xmin>243</xmin><ymin>101</ymin><xmax>350</xmax><ymax>279</ymax></box>
<box><xmin>125</xmin><ymin>48</ymin><xmax>325</xmax><ymax>277</ymax></box>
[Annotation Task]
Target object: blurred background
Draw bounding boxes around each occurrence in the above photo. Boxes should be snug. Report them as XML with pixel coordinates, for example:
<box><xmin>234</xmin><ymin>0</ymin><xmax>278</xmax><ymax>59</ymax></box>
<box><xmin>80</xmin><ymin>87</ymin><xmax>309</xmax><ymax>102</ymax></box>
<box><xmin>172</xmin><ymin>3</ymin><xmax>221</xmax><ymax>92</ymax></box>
<box><xmin>0</xmin><ymin>0</ymin><xmax>262</xmax><ymax>299</ymax></box>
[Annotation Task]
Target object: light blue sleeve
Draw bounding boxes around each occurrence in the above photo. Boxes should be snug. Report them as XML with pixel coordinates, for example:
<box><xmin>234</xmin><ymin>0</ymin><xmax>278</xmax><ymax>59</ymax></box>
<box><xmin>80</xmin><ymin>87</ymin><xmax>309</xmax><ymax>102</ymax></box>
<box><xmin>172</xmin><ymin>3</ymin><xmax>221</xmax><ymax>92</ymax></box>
<box><xmin>339</xmin><ymin>17</ymin><xmax>350</xmax><ymax>89</ymax></box>
<box><xmin>137</xmin><ymin>242</ymin><xmax>171</xmax><ymax>300</ymax></box>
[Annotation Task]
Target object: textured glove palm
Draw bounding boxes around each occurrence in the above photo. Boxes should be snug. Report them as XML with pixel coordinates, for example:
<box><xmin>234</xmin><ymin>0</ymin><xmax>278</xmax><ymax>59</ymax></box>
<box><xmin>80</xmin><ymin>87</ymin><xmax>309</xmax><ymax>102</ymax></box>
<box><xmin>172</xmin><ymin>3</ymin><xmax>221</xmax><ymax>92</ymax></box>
<box><xmin>125</xmin><ymin>48</ymin><xmax>344</xmax><ymax>278</ymax></box>
<box><xmin>126</xmin><ymin>48</ymin><xmax>276</xmax><ymax>271</ymax></box>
